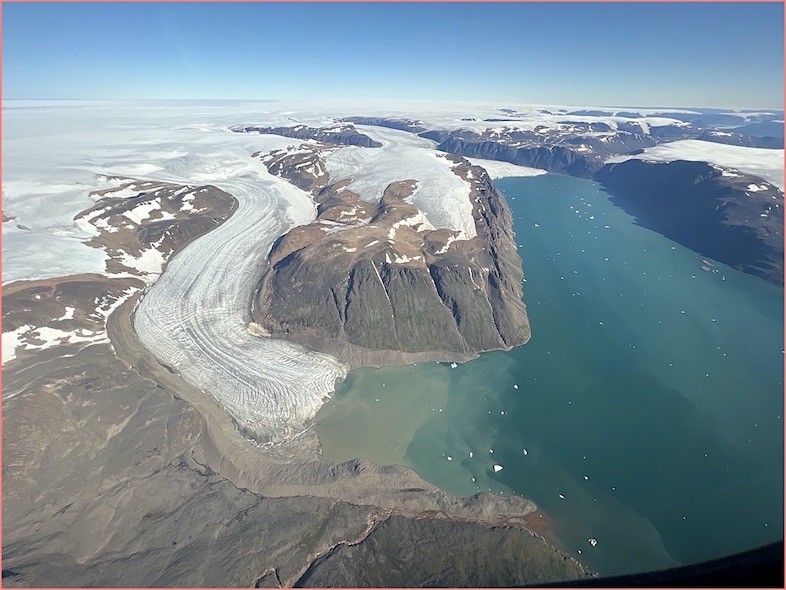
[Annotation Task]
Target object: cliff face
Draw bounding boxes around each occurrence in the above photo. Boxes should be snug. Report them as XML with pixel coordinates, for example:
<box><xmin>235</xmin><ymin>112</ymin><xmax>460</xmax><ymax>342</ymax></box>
<box><xmin>419</xmin><ymin>128</ymin><xmax>658</xmax><ymax>178</ymax></box>
<box><xmin>254</xmin><ymin>155</ymin><xmax>529</xmax><ymax>368</ymax></box>
<box><xmin>435</xmin><ymin>139</ymin><xmax>599</xmax><ymax>177</ymax></box>
<box><xmin>594</xmin><ymin>159</ymin><xmax>784</xmax><ymax>286</ymax></box>
<box><xmin>231</xmin><ymin>123</ymin><xmax>382</xmax><ymax>147</ymax></box>
<box><xmin>338</xmin><ymin>116</ymin><xmax>428</xmax><ymax>134</ymax></box>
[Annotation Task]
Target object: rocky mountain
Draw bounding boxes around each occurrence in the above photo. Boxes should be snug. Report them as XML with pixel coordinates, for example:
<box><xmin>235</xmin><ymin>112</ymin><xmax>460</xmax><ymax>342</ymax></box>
<box><xmin>74</xmin><ymin>177</ymin><xmax>236</xmax><ymax>283</ymax></box>
<box><xmin>424</xmin><ymin>134</ymin><xmax>603</xmax><ymax>177</ymax></box>
<box><xmin>594</xmin><ymin>159</ymin><xmax>784</xmax><ymax>285</ymax></box>
<box><xmin>335</xmin><ymin>115</ymin><xmax>783</xmax><ymax>286</ymax></box>
<box><xmin>337</xmin><ymin>116</ymin><xmax>428</xmax><ymax>134</ymax></box>
<box><xmin>419</xmin><ymin>123</ymin><xmax>664</xmax><ymax>177</ymax></box>
<box><xmin>341</xmin><ymin>113</ymin><xmax>783</xmax><ymax>178</ymax></box>
<box><xmin>231</xmin><ymin>123</ymin><xmax>382</xmax><ymax>147</ymax></box>
<box><xmin>253</xmin><ymin>149</ymin><xmax>530</xmax><ymax>368</ymax></box>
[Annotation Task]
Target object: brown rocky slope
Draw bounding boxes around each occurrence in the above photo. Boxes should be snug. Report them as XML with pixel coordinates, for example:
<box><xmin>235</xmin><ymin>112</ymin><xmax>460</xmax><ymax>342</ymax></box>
<box><xmin>253</xmin><ymin>153</ymin><xmax>530</xmax><ymax>368</ymax></box>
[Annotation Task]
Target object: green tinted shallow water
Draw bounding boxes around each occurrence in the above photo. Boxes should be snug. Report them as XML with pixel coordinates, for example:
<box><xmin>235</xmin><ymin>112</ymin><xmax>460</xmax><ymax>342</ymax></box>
<box><xmin>314</xmin><ymin>174</ymin><xmax>784</xmax><ymax>576</ymax></box>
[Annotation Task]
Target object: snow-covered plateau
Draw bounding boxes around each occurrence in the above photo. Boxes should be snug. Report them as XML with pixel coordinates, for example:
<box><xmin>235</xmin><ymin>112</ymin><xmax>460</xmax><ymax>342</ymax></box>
<box><xmin>607</xmin><ymin>139</ymin><xmax>785</xmax><ymax>190</ymax></box>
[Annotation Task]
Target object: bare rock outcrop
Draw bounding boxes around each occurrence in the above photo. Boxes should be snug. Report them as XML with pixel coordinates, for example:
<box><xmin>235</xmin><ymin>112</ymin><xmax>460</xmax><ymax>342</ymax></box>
<box><xmin>254</xmin><ymin>152</ymin><xmax>529</xmax><ymax>368</ymax></box>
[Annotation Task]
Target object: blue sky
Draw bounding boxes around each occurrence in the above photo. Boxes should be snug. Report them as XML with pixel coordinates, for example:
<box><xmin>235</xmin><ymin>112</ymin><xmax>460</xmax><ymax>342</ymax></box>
<box><xmin>3</xmin><ymin>2</ymin><xmax>783</xmax><ymax>109</ymax></box>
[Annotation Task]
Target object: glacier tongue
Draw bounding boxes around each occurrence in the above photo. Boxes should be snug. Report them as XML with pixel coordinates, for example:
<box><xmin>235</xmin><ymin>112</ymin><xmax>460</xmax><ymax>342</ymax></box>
<box><xmin>133</xmin><ymin>173</ymin><xmax>347</xmax><ymax>444</ymax></box>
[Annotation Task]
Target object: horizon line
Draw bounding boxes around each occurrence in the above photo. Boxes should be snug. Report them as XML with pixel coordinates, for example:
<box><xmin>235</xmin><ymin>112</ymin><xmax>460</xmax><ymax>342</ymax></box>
<box><xmin>2</xmin><ymin>97</ymin><xmax>784</xmax><ymax>113</ymax></box>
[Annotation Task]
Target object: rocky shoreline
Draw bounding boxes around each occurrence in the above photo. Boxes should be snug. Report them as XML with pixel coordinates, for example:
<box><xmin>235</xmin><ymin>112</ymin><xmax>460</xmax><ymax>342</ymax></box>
<box><xmin>2</xmin><ymin>171</ymin><xmax>586</xmax><ymax>587</ymax></box>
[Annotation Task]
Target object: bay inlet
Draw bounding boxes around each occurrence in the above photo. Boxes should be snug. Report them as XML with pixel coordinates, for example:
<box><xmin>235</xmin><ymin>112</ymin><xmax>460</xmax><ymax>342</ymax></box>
<box><xmin>314</xmin><ymin>174</ymin><xmax>784</xmax><ymax>576</ymax></box>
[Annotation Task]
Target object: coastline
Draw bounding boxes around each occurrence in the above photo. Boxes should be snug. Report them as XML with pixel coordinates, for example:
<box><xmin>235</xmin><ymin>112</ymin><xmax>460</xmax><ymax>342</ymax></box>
<box><xmin>2</xmin><ymin>173</ymin><xmax>588</xmax><ymax>586</ymax></box>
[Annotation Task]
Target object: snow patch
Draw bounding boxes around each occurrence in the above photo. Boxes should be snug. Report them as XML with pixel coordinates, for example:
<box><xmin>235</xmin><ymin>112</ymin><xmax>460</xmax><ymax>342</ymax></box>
<box><xmin>55</xmin><ymin>306</ymin><xmax>75</xmax><ymax>321</ymax></box>
<box><xmin>122</xmin><ymin>200</ymin><xmax>161</xmax><ymax>224</ymax></box>
<box><xmin>119</xmin><ymin>246</ymin><xmax>165</xmax><ymax>281</ymax></box>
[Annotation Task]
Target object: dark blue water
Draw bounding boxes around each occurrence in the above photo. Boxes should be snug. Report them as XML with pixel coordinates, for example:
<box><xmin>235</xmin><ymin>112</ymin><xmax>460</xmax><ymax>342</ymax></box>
<box><xmin>316</xmin><ymin>174</ymin><xmax>784</xmax><ymax>576</ymax></box>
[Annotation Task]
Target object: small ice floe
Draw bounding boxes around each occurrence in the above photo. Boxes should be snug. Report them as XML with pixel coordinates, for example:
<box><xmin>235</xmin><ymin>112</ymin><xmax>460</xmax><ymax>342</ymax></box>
<box><xmin>450</xmin><ymin>362</ymin><xmax>458</xmax><ymax>368</ymax></box>
<box><xmin>493</xmin><ymin>464</ymin><xmax>503</xmax><ymax>472</ymax></box>
<box><xmin>513</xmin><ymin>384</ymin><xmax>519</xmax><ymax>390</ymax></box>
<box><xmin>589</xmin><ymin>538</ymin><xmax>598</xmax><ymax>547</ymax></box>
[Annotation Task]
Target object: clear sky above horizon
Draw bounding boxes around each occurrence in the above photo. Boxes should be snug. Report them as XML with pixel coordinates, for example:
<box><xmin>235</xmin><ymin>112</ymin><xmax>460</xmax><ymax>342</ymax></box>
<box><xmin>2</xmin><ymin>2</ymin><xmax>784</xmax><ymax>110</ymax></box>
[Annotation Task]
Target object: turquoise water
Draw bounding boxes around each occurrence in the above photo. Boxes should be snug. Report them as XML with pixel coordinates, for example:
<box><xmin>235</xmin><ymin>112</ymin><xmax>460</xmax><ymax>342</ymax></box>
<box><xmin>315</xmin><ymin>174</ymin><xmax>784</xmax><ymax>576</ymax></box>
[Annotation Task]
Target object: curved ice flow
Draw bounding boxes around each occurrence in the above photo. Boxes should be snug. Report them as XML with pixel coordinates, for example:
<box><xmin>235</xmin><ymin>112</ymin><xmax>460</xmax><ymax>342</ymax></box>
<box><xmin>132</xmin><ymin>126</ymin><xmax>480</xmax><ymax>442</ymax></box>
<box><xmin>133</xmin><ymin>173</ymin><xmax>347</xmax><ymax>443</ymax></box>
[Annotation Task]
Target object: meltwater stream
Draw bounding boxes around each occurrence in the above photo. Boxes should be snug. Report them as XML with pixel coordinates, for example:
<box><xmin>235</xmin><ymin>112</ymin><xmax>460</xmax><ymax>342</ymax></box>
<box><xmin>315</xmin><ymin>174</ymin><xmax>784</xmax><ymax>576</ymax></box>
